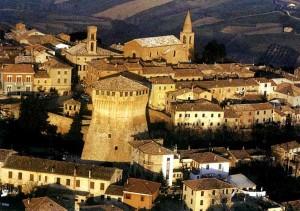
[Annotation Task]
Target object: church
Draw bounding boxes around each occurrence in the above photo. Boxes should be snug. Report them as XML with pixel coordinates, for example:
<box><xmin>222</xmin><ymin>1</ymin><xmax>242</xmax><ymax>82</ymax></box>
<box><xmin>123</xmin><ymin>11</ymin><xmax>195</xmax><ymax>64</ymax></box>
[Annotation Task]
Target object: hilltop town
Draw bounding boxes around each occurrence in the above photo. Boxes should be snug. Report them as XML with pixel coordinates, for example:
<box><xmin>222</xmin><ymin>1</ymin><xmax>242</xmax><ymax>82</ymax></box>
<box><xmin>0</xmin><ymin>11</ymin><xmax>299</xmax><ymax>211</ymax></box>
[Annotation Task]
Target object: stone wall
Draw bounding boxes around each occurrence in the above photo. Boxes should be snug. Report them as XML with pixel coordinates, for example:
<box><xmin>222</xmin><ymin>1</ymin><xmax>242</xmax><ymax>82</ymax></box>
<box><xmin>47</xmin><ymin>112</ymin><xmax>73</xmax><ymax>134</ymax></box>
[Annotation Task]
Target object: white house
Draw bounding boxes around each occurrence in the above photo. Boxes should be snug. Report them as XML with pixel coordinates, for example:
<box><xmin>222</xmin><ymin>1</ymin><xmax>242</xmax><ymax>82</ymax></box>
<box><xmin>189</xmin><ymin>152</ymin><xmax>230</xmax><ymax>179</ymax></box>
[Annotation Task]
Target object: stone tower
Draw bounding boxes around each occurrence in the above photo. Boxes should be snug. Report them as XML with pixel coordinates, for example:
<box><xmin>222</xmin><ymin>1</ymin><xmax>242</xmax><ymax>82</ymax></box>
<box><xmin>87</xmin><ymin>26</ymin><xmax>97</xmax><ymax>54</ymax></box>
<box><xmin>81</xmin><ymin>73</ymin><xmax>149</xmax><ymax>162</ymax></box>
<box><xmin>180</xmin><ymin>11</ymin><xmax>195</xmax><ymax>61</ymax></box>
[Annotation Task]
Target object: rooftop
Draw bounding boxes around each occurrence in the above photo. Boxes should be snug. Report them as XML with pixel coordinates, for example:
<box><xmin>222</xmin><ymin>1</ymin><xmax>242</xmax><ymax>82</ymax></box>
<box><xmin>183</xmin><ymin>178</ymin><xmax>235</xmax><ymax>191</ymax></box>
<box><xmin>148</xmin><ymin>76</ymin><xmax>175</xmax><ymax>84</ymax></box>
<box><xmin>190</xmin><ymin>152</ymin><xmax>229</xmax><ymax>164</ymax></box>
<box><xmin>124</xmin><ymin>178</ymin><xmax>161</xmax><ymax>195</ymax></box>
<box><xmin>133</xmin><ymin>35</ymin><xmax>182</xmax><ymax>48</ymax></box>
<box><xmin>22</xmin><ymin>197</ymin><xmax>67</xmax><ymax>211</ymax></box>
<box><xmin>105</xmin><ymin>185</ymin><xmax>124</xmax><ymax>196</ymax></box>
<box><xmin>3</xmin><ymin>155</ymin><xmax>120</xmax><ymax>181</ymax></box>
<box><xmin>66</xmin><ymin>42</ymin><xmax>121</xmax><ymax>57</ymax></box>
<box><xmin>129</xmin><ymin>139</ymin><xmax>173</xmax><ymax>155</ymax></box>
<box><xmin>1</xmin><ymin>64</ymin><xmax>34</xmax><ymax>74</ymax></box>
<box><xmin>92</xmin><ymin>74</ymin><xmax>148</xmax><ymax>92</ymax></box>
<box><xmin>171</xmin><ymin>100</ymin><xmax>222</xmax><ymax>112</ymax></box>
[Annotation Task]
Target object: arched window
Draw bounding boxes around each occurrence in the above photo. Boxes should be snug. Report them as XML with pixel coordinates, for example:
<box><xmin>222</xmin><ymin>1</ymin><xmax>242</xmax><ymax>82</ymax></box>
<box><xmin>183</xmin><ymin>35</ymin><xmax>186</xmax><ymax>44</ymax></box>
<box><xmin>90</xmin><ymin>43</ymin><xmax>94</xmax><ymax>52</ymax></box>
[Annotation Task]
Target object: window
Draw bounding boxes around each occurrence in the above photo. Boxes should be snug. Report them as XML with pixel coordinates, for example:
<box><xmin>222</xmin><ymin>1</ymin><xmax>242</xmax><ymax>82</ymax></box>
<box><xmin>192</xmin><ymin>190</ymin><xmax>194</xmax><ymax>195</ymax></box>
<box><xmin>8</xmin><ymin>171</ymin><xmax>12</xmax><ymax>178</ymax></box>
<box><xmin>201</xmin><ymin>191</ymin><xmax>204</xmax><ymax>196</ymax></box>
<box><xmin>184</xmin><ymin>185</ymin><xmax>187</xmax><ymax>191</ymax></box>
<box><xmin>30</xmin><ymin>174</ymin><xmax>34</xmax><ymax>181</ymax></box>
<box><xmin>125</xmin><ymin>194</ymin><xmax>131</xmax><ymax>199</ymax></box>
<box><xmin>16</xmin><ymin>76</ymin><xmax>22</xmax><ymax>83</ymax></box>
<box><xmin>57</xmin><ymin>79</ymin><xmax>60</xmax><ymax>84</ymax></box>
<box><xmin>191</xmin><ymin>199</ymin><xmax>193</xmax><ymax>204</ymax></box>
<box><xmin>212</xmin><ymin>190</ymin><xmax>216</xmax><ymax>195</ymax></box>
<box><xmin>45</xmin><ymin>176</ymin><xmax>48</xmax><ymax>182</ymax></box>
<box><xmin>206</xmin><ymin>164</ymin><xmax>209</xmax><ymax>170</ymax></box>
<box><xmin>26</xmin><ymin>76</ymin><xmax>31</xmax><ymax>82</ymax></box>
<box><xmin>218</xmin><ymin>113</ymin><xmax>221</xmax><ymax>117</ymax></box>
<box><xmin>264</xmin><ymin>110</ymin><xmax>266</xmax><ymax>114</ymax></box>
<box><xmin>76</xmin><ymin>180</ymin><xmax>80</xmax><ymax>187</ymax></box>
<box><xmin>90</xmin><ymin>182</ymin><xmax>94</xmax><ymax>189</ymax></box>
<box><xmin>96</xmin><ymin>90</ymin><xmax>99</xmax><ymax>95</ymax></box>
<box><xmin>38</xmin><ymin>175</ymin><xmax>41</xmax><ymax>181</ymax></box>
<box><xmin>173</xmin><ymin>51</ymin><xmax>176</xmax><ymax>57</ymax></box>
<box><xmin>58</xmin><ymin>71</ymin><xmax>61</xmax><ymax>75</ymax></box>
<box><xmin>202</xmin><ymin>114</ymin><xmax>205</xmax><ymax>117</ymax></box>
<box><xmin>212</xmin><ymin>199</ymin><xmax>215</xmax><ymax>205</ymax></box>
<box><xmin>64</xmin><ymin>71</ymin><xmax>67</xmax><ymax>75</ymax></box>
<box><xmin>66</xmin><ymin>179</ymin><xmax>70</xmax><ymax>186</ymax></box>
<box><xmin>18</xmin><ymin>172</ymin><xmax>22</xmax><ymax>180</ymax></box>
<box><xmin>195</xmin><ymin>114</ymin><xmax>198</xmax><ymax>117</ymax></box>
<box><xmin>264</xmin><ymin>83</ymin><xmax>267</xmax><ymax>87</ymax></box>
<box><xmin>108</xmin><ymin>134</ymin><xmax>111</xmax><ymax>138</ymax></box>
<box><xmin>219</xmin><ymin>164</ymin><xmax>222</xmax><ymax>169</ymax></box>
<box><xmin>211</xmin><ymin>114</ymin><xmax>214</xmax><ymax>117</ymax></box>
<box><xmin>183</xmin><ymin>35</ymin><xmax>186</xmax><ymax>44</ymax></box>
<box><xmin>100</xmin><ymin>183</ymin><xmax>105</xmax><ymax>190</ymax></box>
<box><xmin>7</xmin><ymin>75</ymin><xmax>12</xmax><ymax>82</ymax></box>
<box><xmin>179</xmin><ymin>114</ymin><xmax>182</xmax><ymax>117</ymax></box>
<box><xmin>64</xmin><ymin>79</ymin><xmax>67</xmax><ymax>84</ymax></box>
<box><xmin>56</xmin><ymin>177</ymin><xmax>61</xmax><ymax>184</ymax></box>
<box><xmin>200</xmin><ymin>200</ymin><xmax>203</xmax><ymax>205</ymax></box>
<box><xmin>141</xmin><ymin>196</ymin><xmax>144</xmax><ymax>201</ymax></box>
<box><xmin>114</xmin><ymin>146</ymin><xmax>118</xmax><ymax>150</ymax></box>
<box><xmin>257</xmin><ymin>111</ymin><xmax>259</xmax><ymax>115</ymax></box>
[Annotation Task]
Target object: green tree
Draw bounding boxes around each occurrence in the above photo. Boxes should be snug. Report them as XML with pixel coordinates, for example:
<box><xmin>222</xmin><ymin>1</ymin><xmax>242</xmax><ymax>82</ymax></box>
<box><xmin>201</xmin><ymin>40</ymin><xmax>226</xmax><ymax>64</ymax></box>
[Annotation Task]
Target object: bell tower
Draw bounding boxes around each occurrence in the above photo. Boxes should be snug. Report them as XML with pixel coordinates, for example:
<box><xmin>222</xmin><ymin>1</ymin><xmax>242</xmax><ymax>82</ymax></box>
<box><xmin>87</xmin><ymin>26</ymin><xmax>97</xmax><ymax>54</ymax></box>
<box><xmin>180</xmin><ymin>11</ymin><xmax>195</xmax><ymax>61</ymax></box>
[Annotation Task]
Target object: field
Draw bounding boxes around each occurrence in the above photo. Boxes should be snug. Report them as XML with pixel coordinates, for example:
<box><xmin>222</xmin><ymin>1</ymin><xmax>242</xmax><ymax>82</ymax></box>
<box><xmin>1</xmin><ymin>0</ymin><xmax>300</xmax><ymax>67</ymax></box>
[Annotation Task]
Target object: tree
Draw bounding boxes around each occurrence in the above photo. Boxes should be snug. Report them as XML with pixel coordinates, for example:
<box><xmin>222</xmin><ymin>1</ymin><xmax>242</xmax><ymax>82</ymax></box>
<box><xmin>201</xmin><ymin>40</ymin><xmax>226</xmax><ymax>64</ymax></box>
<box><xmin>18</xmin><ymin>95</ymin><xmax>49</xmax><ymax>137</ymax></box>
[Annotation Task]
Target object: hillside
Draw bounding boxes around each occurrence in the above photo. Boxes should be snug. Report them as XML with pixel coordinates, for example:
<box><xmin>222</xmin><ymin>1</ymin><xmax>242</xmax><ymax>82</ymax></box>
<box><xmin>1</xmin><ymin>0</ymin><xmax>300</xmax><ymax>67</ymax></box>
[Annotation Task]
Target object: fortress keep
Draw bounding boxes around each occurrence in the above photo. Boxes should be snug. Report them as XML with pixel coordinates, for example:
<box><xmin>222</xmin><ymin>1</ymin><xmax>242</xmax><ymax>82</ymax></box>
<box><xmin>81</xmin><ymin>73</ymin><xmax>149</xmax><ymax>162</ymax></box>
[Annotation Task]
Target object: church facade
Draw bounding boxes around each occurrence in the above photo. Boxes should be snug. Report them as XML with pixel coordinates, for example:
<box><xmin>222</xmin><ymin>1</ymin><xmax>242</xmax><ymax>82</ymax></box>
<box><xmin>123</xmin><ymin>11</ymin><xmax>195</xmax><ymax>64</ymax></box>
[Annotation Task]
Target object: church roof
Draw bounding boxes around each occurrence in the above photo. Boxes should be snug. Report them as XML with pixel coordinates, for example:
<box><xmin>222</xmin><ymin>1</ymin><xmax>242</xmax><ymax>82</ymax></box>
<box><xmin>66</xmin><ymin>42</ymin><xmax>121</xmax><ymax>57</ymax></box>
<box><xmin>93</xmin><ymin>74</ymin><xmax>148</xmax><ymax>91</ymax></box>
<box><xmin>182</xmin><ymin>11</ymin><xmax>193</xmax><ymax>33</ymax></box>
<box><xmin>133</xmin><ymin>35</ymin><xmax>182</xmax><ymax>48</ymax></box>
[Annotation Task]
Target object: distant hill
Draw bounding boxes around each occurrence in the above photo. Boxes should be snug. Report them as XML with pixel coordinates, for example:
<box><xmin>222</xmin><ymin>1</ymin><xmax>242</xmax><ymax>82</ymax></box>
<box><xmin>1</xmin><ymin>0</ymin><xmax>300</xmax><ymax>68</ymax></box>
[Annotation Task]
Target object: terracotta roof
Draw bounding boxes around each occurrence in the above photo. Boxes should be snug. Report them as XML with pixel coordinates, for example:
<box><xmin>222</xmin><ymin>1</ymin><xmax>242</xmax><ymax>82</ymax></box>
<box><xmin>174</xmin><ymin>69</ymin><xmax>204</xmax><ymax>77</ymax></box>
<box><xmin>105</xmin><ymin>185</ymin><xmax>124</xmax><ymax>196</ymax></box>
<box><xmin>183</xmin><ymin>178</ymin><xmax>235</xmax><ymax>191</ymax></box>
<box><xmin>167</xmin><ymin>87</ymin><xmax>207</xmax><ymax>98</ymax></box>
<box><xmin>254</xmin><ymin>77</ymin><xmax>277</xmax><ymax>86</ymax></box>
<box><xmin>23</xmin><ymin>197</ymin><xmax>67</xmax><ymax>211</ymax></box>
<box><xmin>88</xmin><ymin>59</ymin><xmax>126</xmax><ymax>72</ymax></box>
<box><xmin>149</xmin><ymin>76</ymin><xmax>174</xmax><ymax>84</ymax></box>
<box><xmin>276</xmin><ymin>83</ymin><xmax>300</xmax><ymax>97</ymax></box>
<box><xmin>0</xmin><ymin>149</ymin><xmax>16</xmax><ymax>162</ymax></box>
<box><xmin>229</xmin><ymin>149</ymin><xmax>251</xmax><ymax>160</ymax></box>
<box><xmin>171</xmin><ymin>100</ymin><xmax>223</xmax><ymax>112</ymax></box>
<box><xmin>1</xmin><ymin>64</ymin><xmax>34</xmax><ymax>74</ymax></box>
<box><xmin>142</xmin><ymin>66</ymin><xmax>174</xmax><ymax>75</ymax></box>
<box><xmin>92</xmin><ymin>74</ymin><xmax>148</xmax><ymax>91</ymax></box>
<box><xmin>190</xmin><ymin>152</ymin><xmax>229</xmax><ymax>164</ymax></box>
<box><xmin>67</xmin><ymin>42</ymin><xmax>121</xmax><ymax>57</ymax></box>
<box><xmin>42</xmin><ymin>58</ymin><xmax>71</xmax><ymax>69</ymax></box>
<box><xmin>224</xmin><ymin>108</ymin><xmax>239</xmax><ymax>118</ymax></box>
<box><xmin>129</xmin><ymin>139</ymin><xmax>173</xmax><ymax>155</ymax></box>
<box><xmin>124</xmin><ymin>178</ymin><xmax>160</xmax><ymax>195</ymax></box>
<box><xmin>132</xmin><ymin>35</ymin><xmax>182</xmax><ymax>48</ymax></box>
<box><xmin>230</xmin><ymin>103</ymin><xmax>273</xmax><ymax>111</ymax></box>
<box><xmin>177</xmin><ymin>79</ymin><xmax>258</xmax><ymax>90</ymax></box>
<box><xmin>3</xmin><ymin>155</ymin><xmax>121</xmax><ymax>181</ymax></box>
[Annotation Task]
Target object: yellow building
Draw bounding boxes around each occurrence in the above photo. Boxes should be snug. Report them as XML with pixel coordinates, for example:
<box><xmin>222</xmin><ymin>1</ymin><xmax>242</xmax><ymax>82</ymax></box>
<box><xmin>63</xmin><ymin>98</ymin><xmax>81</xmax><ymax>117</ymax></box>
<box><xmin>183</xmin><ymin>178</ymin><xmax>237</xmax><ymax>211</ymax></box>
<box><xmin>39</xmin><ymin>58</ymin><xmax>72</xmax><ymax>95</ymax></box>
<box><xmin>170</xmin><ymin>100</ymin><xmax>224</xmax><ymax>129</ymax></box>
<box><xmin>64</xmin><ymin>26</ymin><xmax>121</xmax><ymax>80</ymax></box>
<box><xmin>123</xmin><ymin>11</ymin><xmax>194</xmax><ymax>64</ymax></box>
<box><xmin>165</xmin><ymin>87</ymin><xmax>212</xmax><ymax>114</ymax></box>
<box><xmin>0</xmin><ymin>154</ymin><xmax>123</xmax><ymax>196</ymax></box>
<box><xmin>129</xmin><ymin>139</ymin><xmax>174</xmax><ymax>186</ymax></box>
<box><xmin>228</xmin><ymin>103</ymin><xmax>274</xmax><ymax>128</ymax></box>
<box><xmin>148</xmin><ymin>76</ymin><xmax>176</xmax><ymax>110</ymax></box>
<box><xmin>33</xmin><ymin>71</ymin><xmax>52</xmax><ymax>93</ymax></box>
